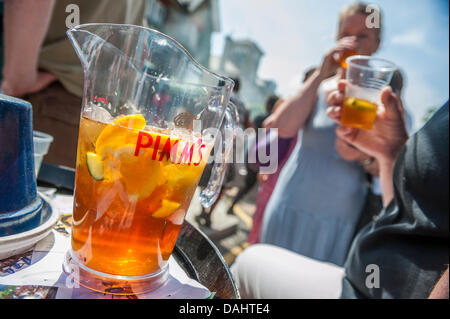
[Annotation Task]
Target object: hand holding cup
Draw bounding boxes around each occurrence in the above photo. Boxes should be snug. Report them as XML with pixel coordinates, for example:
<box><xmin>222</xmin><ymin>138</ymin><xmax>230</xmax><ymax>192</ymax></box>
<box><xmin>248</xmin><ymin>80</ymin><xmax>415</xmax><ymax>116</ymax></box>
<box><xmin>327</xmin><ymin>80</ymin><xmax>408</xmax><ymax>164</ymax></box>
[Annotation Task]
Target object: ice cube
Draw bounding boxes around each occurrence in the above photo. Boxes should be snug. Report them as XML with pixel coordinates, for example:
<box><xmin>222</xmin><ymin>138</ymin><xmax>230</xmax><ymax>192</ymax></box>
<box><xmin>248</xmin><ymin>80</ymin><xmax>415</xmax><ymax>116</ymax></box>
<box><xmin>172</xmin><ymin>127</ymin><xmax>195</xmax><ymax>141</ymax></box>
<box><xmin>83</xmin><ymin>104</ymin><xmax>113</xmax><ymax>123</ymax></box>
<box><xmin>167</xmin><ymin>208</ymin><xmax>185</xmax><ymax>226</ymax></box>
<box><xmin>121</xmin><ymin>102</ymin><xmax>140</xmax><ymax>114</ymax></box>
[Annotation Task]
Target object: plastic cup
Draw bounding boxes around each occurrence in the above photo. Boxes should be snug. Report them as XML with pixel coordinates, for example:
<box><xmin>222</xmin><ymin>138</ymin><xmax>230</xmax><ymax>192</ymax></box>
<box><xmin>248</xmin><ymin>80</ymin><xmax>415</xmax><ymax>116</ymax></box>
<box><xmin>33</xmin><ymin>131</ymin><xmax>54</xmax><ymax>177</ymax></box>
<box><xmin>342</xmin><ymin>55</ymin><xmax>396</xmax><ymax>130</ymax></box>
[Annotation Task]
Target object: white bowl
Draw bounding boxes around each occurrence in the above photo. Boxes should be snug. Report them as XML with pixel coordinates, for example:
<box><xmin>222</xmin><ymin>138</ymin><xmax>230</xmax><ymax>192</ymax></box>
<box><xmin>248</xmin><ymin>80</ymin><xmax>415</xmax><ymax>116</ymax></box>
<box><xmin>0</xmin><ymin>193</ymin><xmax>58</xmax><ymax>260</ymax></box>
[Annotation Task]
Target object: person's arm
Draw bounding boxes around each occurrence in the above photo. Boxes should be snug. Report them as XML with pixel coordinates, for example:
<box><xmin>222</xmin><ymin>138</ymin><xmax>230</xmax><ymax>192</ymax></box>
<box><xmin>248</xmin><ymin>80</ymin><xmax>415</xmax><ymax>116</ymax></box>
<box><xmin>376</xmin><ymin>157</ymin><xmax>397</xmax><ymax>206</ymax></box>
<box><xmin>1</xmin><ymin>0</ymin><xmax>56</xmax><ymax>97</ymax></box>
<box><xmin>263</xmin><ymin>69</ymin><xmax>325</xmax><ymax>138</ymax></box>
<box><xmin>429</xmin><ymin>267</ymin><xmax>449</xmax><ymax>299</ymax></box>
<box><xmin>264</xmin><ymin>37</ymin><xmax>358</xmax><ymax>138</ymax></box>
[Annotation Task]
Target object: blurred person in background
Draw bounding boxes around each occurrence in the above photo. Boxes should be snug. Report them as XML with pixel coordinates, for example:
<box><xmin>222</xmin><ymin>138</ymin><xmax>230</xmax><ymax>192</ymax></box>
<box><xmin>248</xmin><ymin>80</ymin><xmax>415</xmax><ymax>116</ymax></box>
<box><xmin>253</xmin><ymin>94</ymin><xmax>279</xmax><ymax>131</ymax></box>
<box><xmin>246</xmin><ymin>68</ymin><xmax>316</xmax><ymax>244</ymax></box>
<box><xmin>227</xmin><ymin>77</ymin><xmax>251</xmax><ymax>191</ymax></box>
<box><xmin>1</xmin><ymin>0</ymin><xmax>146</xmax><ymax>168</ymax></box>
<box><xmin>259</xmin><ymin>2</ymin><xmax>383</xmax><ymax>266</ymax></box>
<box><xmin>226</xmin><ymin>94</ymin><xmax>281</xmax><ymax>219</ymax></box>
<box><xmin>230</xmin><ymin>77</ymin><xmax>250</xmax><ymax>131</ymax></box>
<box><xmin>195</xmin><ymin>77</ymin><xmax>250</xmax><ymax>228</ymax></box>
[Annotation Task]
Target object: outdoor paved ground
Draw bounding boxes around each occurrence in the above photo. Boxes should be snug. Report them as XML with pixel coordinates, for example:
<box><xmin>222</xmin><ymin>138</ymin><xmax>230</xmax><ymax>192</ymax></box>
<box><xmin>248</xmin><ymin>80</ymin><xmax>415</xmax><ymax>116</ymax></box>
<box><xmin>185</xmin><ymin>174</ymin><xmax>258</xmax><ymax>267</ymax></box>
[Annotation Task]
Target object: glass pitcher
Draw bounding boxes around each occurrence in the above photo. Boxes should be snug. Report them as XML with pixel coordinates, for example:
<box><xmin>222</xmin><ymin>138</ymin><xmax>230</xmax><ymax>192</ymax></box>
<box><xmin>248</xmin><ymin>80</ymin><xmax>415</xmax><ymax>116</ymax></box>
<box><xmin>63</xmin><ymin>23</ymin><xmax>237</xmax><ymax>295</ymax></box>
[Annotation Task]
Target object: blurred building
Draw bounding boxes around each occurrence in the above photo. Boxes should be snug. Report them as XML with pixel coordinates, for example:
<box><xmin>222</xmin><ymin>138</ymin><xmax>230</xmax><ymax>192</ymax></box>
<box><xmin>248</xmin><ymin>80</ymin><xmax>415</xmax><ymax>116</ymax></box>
<box><xmin>146</xmin><ymin>1</ymin><xmax>276</xmax><ymax>117</ymax></box>
<box><xmin>211</xmin><ymin>36</ymin><xmax>277</xmax><ymax>117</ymax></box>
<box><xmin>146</xmin><ymin>0</ymin><xmax>219</xmax><ymax>68</ymax></box>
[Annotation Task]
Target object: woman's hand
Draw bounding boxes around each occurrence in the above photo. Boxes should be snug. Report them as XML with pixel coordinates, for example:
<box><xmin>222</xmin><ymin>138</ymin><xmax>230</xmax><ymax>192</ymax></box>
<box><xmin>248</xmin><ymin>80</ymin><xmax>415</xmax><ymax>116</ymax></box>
<box><xmin>327</xmin><ymin>80</ymin><xmax>408</xmax><ymax>164</ymax></box>
<box><xmin>263</xmin><ymin>113</ymin><xmax>276</xmax><ymax>129</ymax></box>
<box><xmin>318</xmin><ymin>36</ymin><xmax>358</xmax><ymax>79</ymax></box>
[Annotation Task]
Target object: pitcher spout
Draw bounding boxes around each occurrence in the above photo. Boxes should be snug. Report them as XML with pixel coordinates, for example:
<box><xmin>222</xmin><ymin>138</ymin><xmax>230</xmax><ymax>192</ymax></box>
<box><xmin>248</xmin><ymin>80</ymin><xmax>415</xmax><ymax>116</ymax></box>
<box><xmin>66</xmin><ymin>27</ymin><xmax>91</xmax><ymax>69</ymax></box>
<box><xmin>67</xmin><ymin>24</ymin><xmax>127</xmax><ymax>71</ymax></box>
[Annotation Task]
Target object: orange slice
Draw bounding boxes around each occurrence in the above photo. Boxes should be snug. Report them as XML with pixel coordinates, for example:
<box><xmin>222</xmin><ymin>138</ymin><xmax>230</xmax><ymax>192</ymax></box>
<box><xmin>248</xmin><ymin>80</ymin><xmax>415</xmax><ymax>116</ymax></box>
<box><xmin>152</xmin><ymin>199</ymin><xmax>181</xmax><ymax>218</ymax></box>
<box><xmin>95</xmin><ymin>114</ymin><xmax>146</xmax><ymax>158</ymax></box>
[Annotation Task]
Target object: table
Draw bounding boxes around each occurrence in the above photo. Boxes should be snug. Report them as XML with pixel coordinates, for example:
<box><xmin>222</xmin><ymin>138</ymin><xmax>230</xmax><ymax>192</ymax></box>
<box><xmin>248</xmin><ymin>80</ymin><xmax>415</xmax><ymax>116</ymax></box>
<box><xmin>4</xmin><ymin>162</ymin><xmax>240</xmax><ymax>299</ymax></box>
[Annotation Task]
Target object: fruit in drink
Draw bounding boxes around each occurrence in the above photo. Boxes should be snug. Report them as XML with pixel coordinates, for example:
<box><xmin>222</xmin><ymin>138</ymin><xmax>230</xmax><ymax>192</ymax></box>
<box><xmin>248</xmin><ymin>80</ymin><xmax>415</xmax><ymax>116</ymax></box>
<box><xmin>341</xmin><ymin>97</ymin><xmax>378</xmax><ymax>130</ymax></box>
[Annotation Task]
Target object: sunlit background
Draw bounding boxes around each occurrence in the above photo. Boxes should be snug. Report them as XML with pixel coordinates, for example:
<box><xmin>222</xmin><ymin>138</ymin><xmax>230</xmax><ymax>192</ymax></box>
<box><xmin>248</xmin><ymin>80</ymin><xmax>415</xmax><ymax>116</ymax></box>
<box><xmin>149</xmin><ymin>0</ymin><xmax>449</xmax><ymax>130</ymax></box>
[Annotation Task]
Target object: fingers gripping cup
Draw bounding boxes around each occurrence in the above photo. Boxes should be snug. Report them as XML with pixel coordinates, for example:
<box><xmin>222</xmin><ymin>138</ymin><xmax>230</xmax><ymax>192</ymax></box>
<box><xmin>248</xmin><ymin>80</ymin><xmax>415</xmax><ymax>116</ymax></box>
<box><xmin>63</xmin><ymin>24</ymin><xmax>237</xmax><ymax>295</ymax></box>
<box><xmin>342</xmin><ymin>55</ymin><xmax>396</xmax><ymax>130</ymax></box>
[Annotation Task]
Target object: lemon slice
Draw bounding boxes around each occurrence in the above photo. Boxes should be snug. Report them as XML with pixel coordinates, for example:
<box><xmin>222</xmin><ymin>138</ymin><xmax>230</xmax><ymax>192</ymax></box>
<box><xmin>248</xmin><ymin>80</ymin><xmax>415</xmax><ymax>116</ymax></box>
<box><xmin>152</xmin><ymin>199</ymin><xmax>181</xmax><ymax>218</ymax></box>
<box><xmin>86</xmin><ymin>152</ymin><xmax>104</xmax><ymax>181</ymax></box>
<box><xmin>114</xmin><ymin>144</ymin><xmax>161</xmax><ymax>199</ymax></box>
<box><xmin>113</xmin><ymin>114</ymin><xmax>146</xmax><ymax>129</ymax></box>
<box><xmin>346</xmin><ymin>98</ymin><xmax>376</xmax><ymax>111</ymax></box>
<box><xmin>354</xmin><ymin>99</ymin><xmax>377</xmax><ymax>111</ymax></box>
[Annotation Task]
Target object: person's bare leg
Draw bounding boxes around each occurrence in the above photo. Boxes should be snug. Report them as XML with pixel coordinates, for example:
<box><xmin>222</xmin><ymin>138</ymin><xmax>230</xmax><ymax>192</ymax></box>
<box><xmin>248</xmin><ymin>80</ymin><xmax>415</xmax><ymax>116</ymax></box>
<box><xmin>231</xmin><ymin>244</ymin><xmax>344</xmax><ymax>299</ymax></box>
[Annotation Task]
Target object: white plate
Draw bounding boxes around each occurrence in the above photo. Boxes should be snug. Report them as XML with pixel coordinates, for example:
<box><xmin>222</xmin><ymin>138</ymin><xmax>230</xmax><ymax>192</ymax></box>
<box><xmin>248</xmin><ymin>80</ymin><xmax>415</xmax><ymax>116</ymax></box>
<box><xmin>0</xmin><ymin>193</ymin><xmax>59</xmax><ymax>260</ymax></box>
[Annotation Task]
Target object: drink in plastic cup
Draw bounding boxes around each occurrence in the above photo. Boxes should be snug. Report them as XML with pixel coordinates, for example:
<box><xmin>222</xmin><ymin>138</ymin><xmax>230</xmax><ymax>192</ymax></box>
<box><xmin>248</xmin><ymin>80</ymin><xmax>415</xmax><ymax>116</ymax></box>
<box><xmin>342</xmin><ymin>55</ymin><xmax>396</xmax><ymax>130</ymax></box>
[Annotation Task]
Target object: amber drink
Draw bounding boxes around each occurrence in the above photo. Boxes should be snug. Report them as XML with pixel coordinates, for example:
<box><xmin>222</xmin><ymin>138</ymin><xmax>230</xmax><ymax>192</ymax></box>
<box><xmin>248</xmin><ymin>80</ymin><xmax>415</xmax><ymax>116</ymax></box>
<box><xmin>341</xmin><ymin>97</ymin><xmax>378</xmax><ymax>130</ymax></box>
<box><xmin>340</xmin><ymin>50</ymin><xmax>357</xmax><ymax>69</ymax></box>
<box><xmin>344</xmin><ymin>56</ymin><xmax>396</xmax><ymax>130</ymax></box>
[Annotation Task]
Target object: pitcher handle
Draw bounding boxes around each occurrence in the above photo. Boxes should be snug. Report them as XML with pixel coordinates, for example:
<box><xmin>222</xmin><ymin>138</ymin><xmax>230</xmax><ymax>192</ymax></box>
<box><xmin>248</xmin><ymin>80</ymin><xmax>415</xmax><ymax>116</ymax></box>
<box><xmin>199</xmin><ymin>102</ymin><xmax>239</xmax><ymax>208</ymax></box>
